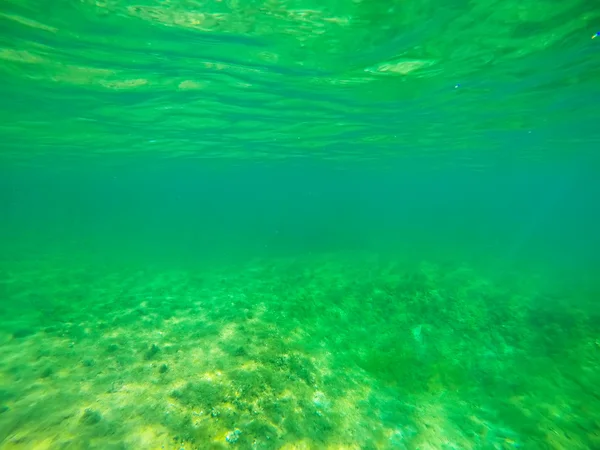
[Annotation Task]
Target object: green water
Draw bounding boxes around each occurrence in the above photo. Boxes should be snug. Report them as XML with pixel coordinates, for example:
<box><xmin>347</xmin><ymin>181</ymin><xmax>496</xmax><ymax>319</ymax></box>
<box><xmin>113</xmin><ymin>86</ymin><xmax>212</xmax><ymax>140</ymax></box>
<box><xmin>1</xmin><ymin>0</ymin><xmax>600</xmax><ymax>448</ymax></box>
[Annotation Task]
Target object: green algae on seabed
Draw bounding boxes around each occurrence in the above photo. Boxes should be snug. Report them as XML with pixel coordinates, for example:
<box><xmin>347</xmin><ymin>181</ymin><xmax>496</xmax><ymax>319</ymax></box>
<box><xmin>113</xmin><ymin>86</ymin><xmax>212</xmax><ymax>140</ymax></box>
<box><xmin>0</xmin><ymin>254</ymin><xmax>598</xmax><ymax>449</ymax></box>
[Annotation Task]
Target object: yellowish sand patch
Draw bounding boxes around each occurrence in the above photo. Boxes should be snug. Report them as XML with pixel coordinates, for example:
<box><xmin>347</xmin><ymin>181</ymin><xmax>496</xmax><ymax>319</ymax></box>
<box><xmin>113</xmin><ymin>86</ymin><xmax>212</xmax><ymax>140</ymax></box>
<box><xmin>333</xmin><ymin>386</ymin><xmax>373</xmax><ymax>434</ymax></box>
<box><xmin>95</xmin><ymin>382</ymin><xmax>147</xmax><ymax>411</ymax></box>
<box><xmin>336</xmin><ymin>387</ymin><xmax>368</xmax><ymax>413</ymax></box>
<box><xmin>164</xmin><ymin>316</ymin><xmax>186</xmax><ymax>326</ymax></box>
<box><xmin>280</xmin><ymin>440</ymin><xmax>312</xmax><ymax>450</ymax></box>
<box><xmin>127</xmin><ymin>424</ymin><xmax>169</xmax><ymax>448</ymax></box>
<box><xmin>219</xmin><ymin>323</ymin><xmax>237</xmax><ymax>340</ymax></box>
<box><xmin>411</xmin><ymin>399</ymin><xmax>473</xmax><ymax>450</ymax></box>
<box><xmin>101</xmin><ymin>327</ymin><xmax>124</xmax><ymax>339</ymax></box>
<box><xmin>220</xmin><ymin>402</ymin><xmax>237</xmax><ymax>413</ymax></box>
<box><xmin>77</xmin><ymin>381</ymin><xmax>95</xmax><ymax>394</ymax></box>
<box><xmin>278</xmin><ymin>388</ymin><xmax>296</xmax><ymax>400</ymax></box>
<box><xmin>254</xmin><ymin>303</ymin><xmax>268</xmax><ymax>315</ymax></box>
<box><xmin>186</xmin><ymin>347</ymin><xmax>207</xmax><ymax>366</ymax></box>
<box><xmin>1</xmin><ymin>437</ymin><xmax>53</xmax><ymax>450</ymax></box>
<box><xmin>213</xmin><ymin>430</ymin><xmax>231</xmax><ymax>444</ymax></box>
<box><xmin>239</xmin><ymin>360</ymin><xmax>260</xmax><ymax>371</ymax></box>
<box><xmin>26</xmin><ymin>437</ymin><xmax>54</xmax><ymax>450</ymax></box>
<box><xmin>207</xmin><ymin>346</ymin><xmax>227</xmax><ymax>361</ymax></box>
<box><xmin>167</xmin><ymin>377</ymin><xmax>187</xmax><ymax>389</ymax></box>
<box><xmin>287</xmin><ymin>326</ymin><xmax>309</xmax><ymax>342</ymax></box>
<box><xmin>201</xmin><ymin>370</ymin><xmax>228</xmax><ymax>384</ymax></box>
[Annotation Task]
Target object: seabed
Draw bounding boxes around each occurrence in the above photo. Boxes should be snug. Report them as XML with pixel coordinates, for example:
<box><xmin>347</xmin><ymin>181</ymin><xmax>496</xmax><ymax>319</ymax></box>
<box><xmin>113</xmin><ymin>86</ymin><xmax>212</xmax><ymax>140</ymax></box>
<box><xmin>0</xmin><ymin>253</ymin><xmax>598</xmax><ymax>449</ymax></box>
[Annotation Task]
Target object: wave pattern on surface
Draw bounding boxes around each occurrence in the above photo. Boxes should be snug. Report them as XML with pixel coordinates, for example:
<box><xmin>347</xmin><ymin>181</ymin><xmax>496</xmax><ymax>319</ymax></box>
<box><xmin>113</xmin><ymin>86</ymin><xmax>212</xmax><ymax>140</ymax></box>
<box><xmin>1</xmin><ymin>0</ymin><xmax>599</xmax><ymax>164</ymax></box>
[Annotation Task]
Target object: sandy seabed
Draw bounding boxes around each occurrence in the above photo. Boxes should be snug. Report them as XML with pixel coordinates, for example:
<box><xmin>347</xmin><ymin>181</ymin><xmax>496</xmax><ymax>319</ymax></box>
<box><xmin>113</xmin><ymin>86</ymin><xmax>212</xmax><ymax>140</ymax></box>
<box><xmin>0</xmin><ymin>253</ymin><xmax>598</xmax><ymax>449</ymax></box>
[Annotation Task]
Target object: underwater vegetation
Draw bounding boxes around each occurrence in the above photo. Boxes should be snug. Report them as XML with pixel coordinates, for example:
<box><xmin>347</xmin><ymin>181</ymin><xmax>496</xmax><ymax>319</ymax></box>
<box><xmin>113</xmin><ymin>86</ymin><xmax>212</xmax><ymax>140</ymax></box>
<box><xmin>0</xmin><ymin>253</ymin><xmax>598</xmax><ymax>449</ymax></box>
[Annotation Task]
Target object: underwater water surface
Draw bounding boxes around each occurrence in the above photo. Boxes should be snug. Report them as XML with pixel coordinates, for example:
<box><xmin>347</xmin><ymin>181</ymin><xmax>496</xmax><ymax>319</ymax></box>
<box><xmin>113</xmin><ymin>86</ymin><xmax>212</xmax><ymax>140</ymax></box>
<box><xmin>1</xmin><ymin>0</ymin><xmax>600</xmax><ymax>448</ymax></box>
